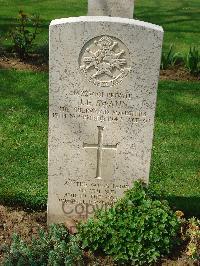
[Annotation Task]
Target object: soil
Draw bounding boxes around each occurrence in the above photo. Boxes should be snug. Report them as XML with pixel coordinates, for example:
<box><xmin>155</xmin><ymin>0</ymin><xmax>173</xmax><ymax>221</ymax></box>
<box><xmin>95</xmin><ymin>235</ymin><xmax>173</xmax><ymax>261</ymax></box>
<box><xmin>0</xmin><ymin>205</ymin><xmax>198</xmax><ymax>266</ymax></box>
<box><xmin>0</xmin><ymin>55</ymin><xmax>199</xmax><ymax>82</ymax></box>
<box><xmin>0</xmin><ymin>205</ymin><xmax>47</xmax><ymax>265</ymax></box>
<box><xmin>160</xmin><ymin>66</ymin><xmax>199</xmax><ymax>82</ymax></box>
<box><xmin>0</xmin><ymin>55</ymin><xmax>48</xmax><ymax>73</ymax></box>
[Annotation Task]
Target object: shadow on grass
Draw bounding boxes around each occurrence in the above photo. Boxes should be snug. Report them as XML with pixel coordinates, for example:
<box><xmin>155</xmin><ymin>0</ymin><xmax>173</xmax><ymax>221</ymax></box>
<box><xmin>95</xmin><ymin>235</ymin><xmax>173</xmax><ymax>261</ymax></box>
<box><xmin>135</xmin><ymin>1</ymin><xmax>200</xmax><ymax>35</ymax></box>
<box><xmin>0</xmin><ymin>192</ymin><xmax>47</xmax><ymax>211</ymax></box>
<box><xmin>167</xmin><ymin>196</ymin><xmax>200</xmax><ymax>218</ymax></box>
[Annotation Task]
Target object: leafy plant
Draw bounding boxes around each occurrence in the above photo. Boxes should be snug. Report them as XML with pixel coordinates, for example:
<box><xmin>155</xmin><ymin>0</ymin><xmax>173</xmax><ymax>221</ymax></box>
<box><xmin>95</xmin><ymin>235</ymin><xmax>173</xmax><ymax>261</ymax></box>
<box><xmin>78</xmin><ymin>181</ymin><xmax>180</xmax><ymax>265</ymax></box>
<box><xmin>0</xmin><ymin>35</ymin><xmax>4</xmax><ymax>56</ymax></box>
<box><xmin>36</xmin><ymin>39</ymin><xmax>49</xmax><ymax>62</ymax></box>
<box><xmin>182</xmin><ymin>217</ymin><xmax>200</xmax><ymax>262</ymax></box>
<box><xmin>161</xmin><ymin>45</ymin><xmax>182</xmax><ymax>70</ymax></box>
<box><xmin>3</xmin><ymin>224</ymin><xmax>83</xmax><ymax>266</ymax></box>
<box><xmin>9</xmin><ymin>10</ymin><xmax>40</xmax><ymax>59</ymax></box>
<box><xmin>185</xmin><ymin>46</ymin><xmax>200</xmax><ymax>76</ymax></box>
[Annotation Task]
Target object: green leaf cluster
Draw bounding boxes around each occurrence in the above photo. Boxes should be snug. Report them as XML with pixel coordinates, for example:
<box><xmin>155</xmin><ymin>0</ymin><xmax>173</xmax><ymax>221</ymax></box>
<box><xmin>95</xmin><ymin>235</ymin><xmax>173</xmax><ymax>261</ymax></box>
<box><xmin>78</xmin><ymin>182</ymin><xmax>180</xmax><ymax>265</ymax></box>
<box><xmin>185</xmin><ymin>217</ymin><xmax>200</xmax><ymax>262</ymax></box>
<box><xmin>185</xmin><ymin>47</ymin><xmax>200</xmax><ymax>76</ymax></box>
<box><xmin>161</xmin><ymin>45</ymin><xmax>200</xmax><ymax>77</ymax></box>
<box><xmin>3</xmin><ymin>224</ymin><xmax>83</xmax><ymax>266</ymax></box>
<box><xmin>161</xmin><ymin>44</ymin><xmax>182</xmax><ymax>70</ymax></box>
<box><xmin>9</xmin><ymin>10</ymin><xmax>40</xmax><ymax>59</ymax></box>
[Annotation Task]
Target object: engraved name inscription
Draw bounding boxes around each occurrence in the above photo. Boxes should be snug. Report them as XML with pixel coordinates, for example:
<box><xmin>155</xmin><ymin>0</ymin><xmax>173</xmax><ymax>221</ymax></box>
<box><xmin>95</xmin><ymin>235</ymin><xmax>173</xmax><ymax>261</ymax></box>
<box><xmin>52</xmin><ymin>88</ymin><xmax>150</xmax><ymax>123</ymax></box>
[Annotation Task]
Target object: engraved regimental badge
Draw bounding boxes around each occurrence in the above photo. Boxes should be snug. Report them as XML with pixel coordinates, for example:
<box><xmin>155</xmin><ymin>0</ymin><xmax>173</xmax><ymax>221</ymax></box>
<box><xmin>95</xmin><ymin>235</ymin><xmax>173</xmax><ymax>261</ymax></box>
<box><xmin>79</xmin><ymin>36</ymin><xmax>131</xmax><ymax>87</ymax></box>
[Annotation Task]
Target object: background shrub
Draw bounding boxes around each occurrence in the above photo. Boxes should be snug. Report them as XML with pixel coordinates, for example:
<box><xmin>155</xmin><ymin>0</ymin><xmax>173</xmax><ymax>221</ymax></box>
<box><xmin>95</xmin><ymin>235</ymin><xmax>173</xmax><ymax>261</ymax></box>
<box><xmin>184</xmin><ymin>217</ymin><xmax>200</xmax><ymax>262</ymax></box>
<box><xmin>78</xmin><ymin>182</ymin><xmax>181</xmax><ymax>265</ymax></box>
<box><xmin>36</xmin><ymin>39</ymin><xmax>49</xmax><ymax>63</ymax></box>
<box><xmin>9</xmin><ymin>10</ymin><xmax>40</xmax><ymax>59</ymax></box>
<box><xmin>185</xmin><ymin>46</ymin><xmax>200</xmax><ymax>76</ymax></box>
<box><xmin>3</xmin><ymin>224</ymin><xmax>83</xmax><ymax>266</ymax></box>
<box><xmin>161</xmin><ymin>44</ymin><xmax>182</xmax><ymax>70</ymax></box>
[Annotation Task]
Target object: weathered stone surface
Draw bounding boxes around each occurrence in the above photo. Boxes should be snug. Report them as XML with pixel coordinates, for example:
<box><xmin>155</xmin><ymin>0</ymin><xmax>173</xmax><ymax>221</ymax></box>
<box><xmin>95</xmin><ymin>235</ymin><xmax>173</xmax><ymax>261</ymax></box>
<box><xmin>88</xmin><ymin>0</ymin><xmax>134</xmax><ymax>18</ymax></box>
<box><xmin>48</xmin><ymin>16</ymin><xmax>163</xmax><ymax>224</ymax></box>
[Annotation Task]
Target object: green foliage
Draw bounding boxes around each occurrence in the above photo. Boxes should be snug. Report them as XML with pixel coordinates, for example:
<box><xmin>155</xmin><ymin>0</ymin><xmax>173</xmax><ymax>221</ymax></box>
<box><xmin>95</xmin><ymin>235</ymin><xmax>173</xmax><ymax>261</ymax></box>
<box><xmin>0</xmin><ymin>35</ymin><xmax>4</xmax><ymax>56</ymax></box>
<box><xmin>9</xmin><ymin>10</ymin><xmax>40</xmax><ymax>58</ymax></box>
<box><xmin>78</xmin><ymin>182</ymin><xmax>180</xmax><ymax>265</ymax></box>
<box><xmin>183</xmin><ymin>217</ymin><xmax>200</xmax><ymax>262</ymax></box>
<box><xmin>185</xmin><ymin>47</ymin><xmax>200</xmax><ymax>76</ymax></box>
<box><xmin>161</xmin><ymin>45</ymin><xmax>182</xmax><ymax>70</ymax></box>
<box><xmin>36</xmin><ymin>40</ymin><xmax>49</xmax><ymax>63</ymax></box>
<box><xmin>3</xmin><ymin>224</ymin><xmax>83</xmax><ymax>266</ymax></box>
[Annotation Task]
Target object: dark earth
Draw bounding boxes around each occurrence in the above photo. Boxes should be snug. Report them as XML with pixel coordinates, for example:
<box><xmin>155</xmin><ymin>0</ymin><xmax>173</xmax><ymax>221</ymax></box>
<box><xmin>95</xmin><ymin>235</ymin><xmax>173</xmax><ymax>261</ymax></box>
<box><xmin>0</xmin><ymin>55</ymin><xmax>199</xmax><ymax>82</ymax></box>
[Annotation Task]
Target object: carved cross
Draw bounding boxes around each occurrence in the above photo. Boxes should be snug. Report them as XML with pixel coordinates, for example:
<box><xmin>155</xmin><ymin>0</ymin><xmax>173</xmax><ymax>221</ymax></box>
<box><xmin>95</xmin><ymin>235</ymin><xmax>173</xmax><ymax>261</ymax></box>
<box><xmin>83</xmin><ymin>126</ymin><xmax>118</xmax><ymax>179</ymax></box>
<box><xmin>88</xmin><ymin>0</ymin><xmax>134</xmax><ymax>18</ymax></box>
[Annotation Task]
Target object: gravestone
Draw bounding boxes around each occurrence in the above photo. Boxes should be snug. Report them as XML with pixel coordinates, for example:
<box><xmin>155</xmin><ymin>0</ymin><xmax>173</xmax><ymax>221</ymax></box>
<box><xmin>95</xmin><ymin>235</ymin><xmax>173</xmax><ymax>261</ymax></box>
<box><xmin>48</xmin><ymin>16</ymin><xmax>163</xmax><ymax>224</ymax></box>
<box><xmin>88</xmin><ymin>0</ymin><xmax>134</xmax><ymax>18</ymax></box>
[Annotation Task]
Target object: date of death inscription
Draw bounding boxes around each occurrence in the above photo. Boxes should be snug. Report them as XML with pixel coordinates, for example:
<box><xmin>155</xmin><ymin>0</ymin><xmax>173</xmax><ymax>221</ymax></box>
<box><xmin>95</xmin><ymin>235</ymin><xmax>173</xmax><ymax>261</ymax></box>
<box><xmin>51</xmin><ymin>89</ymin><xmax>150</xmax><ymax>123</ymax></box>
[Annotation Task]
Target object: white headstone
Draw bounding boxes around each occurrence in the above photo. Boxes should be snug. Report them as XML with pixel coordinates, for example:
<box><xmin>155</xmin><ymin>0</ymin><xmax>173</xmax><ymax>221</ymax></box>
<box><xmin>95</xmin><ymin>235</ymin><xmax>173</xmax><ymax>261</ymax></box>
<box><xmin>48</xmin><ymin>16</ymin><xmax>163</xmax><ymax>224</ymax></box>
<box><xmin>88</xmin><ymin>0</ymin><xmax>134</xmax><ymax>18</ymax></box>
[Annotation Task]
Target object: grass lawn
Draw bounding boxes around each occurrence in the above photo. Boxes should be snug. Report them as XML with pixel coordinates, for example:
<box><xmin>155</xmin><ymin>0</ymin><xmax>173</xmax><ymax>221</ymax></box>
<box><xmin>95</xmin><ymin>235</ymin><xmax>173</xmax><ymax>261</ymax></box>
<box><xmin>0</xmin><ymin>70</ymin><xmax>48</xmax><ymax>209</ymax></box>
<box><xmin>150</xmin><ymin>81</ymin><xmax>200</xmax><ymax>217</ymax></box>
<box><xmin>0</xmin><ymin>0</ymin><xmax>199</xmax><ymax>53</ymax></box>
<box><xmin>0</xmin><ymin>69</ymin><xmax>199</xmax><ymax>215</ymax></box>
